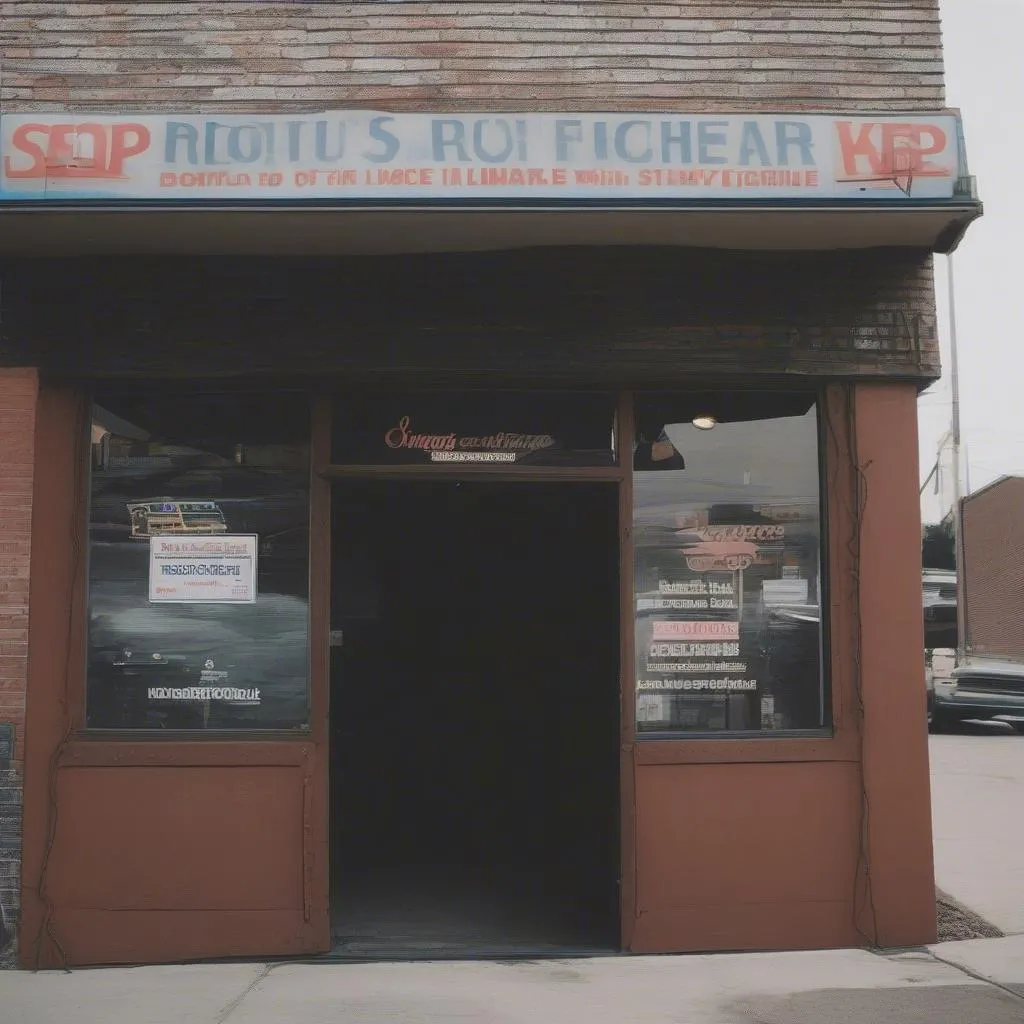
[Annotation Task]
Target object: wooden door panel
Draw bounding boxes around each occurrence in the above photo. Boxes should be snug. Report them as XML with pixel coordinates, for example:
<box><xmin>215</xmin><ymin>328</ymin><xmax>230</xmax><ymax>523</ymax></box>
<box><xmin>53</xmin><ymin>909</ymin><xmax>318</xmax><ymax>966</ymax></box>
<box><xmin>50</xmin><ymin>765</ymin><xmax>307</xmax><ymax>911</ymax></box>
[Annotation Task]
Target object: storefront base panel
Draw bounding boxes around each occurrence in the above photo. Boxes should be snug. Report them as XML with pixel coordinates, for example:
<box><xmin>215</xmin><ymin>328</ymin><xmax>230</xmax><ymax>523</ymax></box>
<box><xmin>49</xmin><ymin>765</ymin><xmax>305</xmax><ymax>911</ymax></box>
<box><xmin>27</xmin><ymin>756</ymin><xmax>325</xmax><ymax>967</ymax></box>
<box><xmin>631</xmin><ymin>761</ymin><xmax>863</xmax><ymax>953</ymax></box>
<box><xmin>630</xmin><ymin>902</ymin><xmax>860</xmax><ymax>955</ymax></box>
<box><xmin>43</xmin><ymin>909</ymin><xmax>317</xmax><ymax>967</ymax></box>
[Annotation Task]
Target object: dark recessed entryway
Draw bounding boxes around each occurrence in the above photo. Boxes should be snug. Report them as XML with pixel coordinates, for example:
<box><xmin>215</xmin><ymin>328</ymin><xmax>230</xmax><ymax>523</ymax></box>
<box><xmin>329</xmin><ymin>480</ymin><xmax>621</xmax><ymax>958</ymax></box>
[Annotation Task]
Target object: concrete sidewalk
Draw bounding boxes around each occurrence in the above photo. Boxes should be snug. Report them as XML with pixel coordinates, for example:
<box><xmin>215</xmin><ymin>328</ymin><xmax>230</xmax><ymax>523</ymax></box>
<box><xmin>2</xmin><ymin>938</ymin><xmax>1023</xmax><ymax>1024</ymax></box>
<box><xmin>929</xmin><ymin>732</ymin><xmax>1024</xmax><ymax>935</ymax></box>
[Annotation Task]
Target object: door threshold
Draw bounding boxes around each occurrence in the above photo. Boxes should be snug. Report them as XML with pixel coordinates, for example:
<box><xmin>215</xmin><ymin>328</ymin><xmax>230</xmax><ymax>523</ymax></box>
<box><xmin>317</xmin><ymin>938</ymin><xmax>621</xmax><ymax>963</ymax></box>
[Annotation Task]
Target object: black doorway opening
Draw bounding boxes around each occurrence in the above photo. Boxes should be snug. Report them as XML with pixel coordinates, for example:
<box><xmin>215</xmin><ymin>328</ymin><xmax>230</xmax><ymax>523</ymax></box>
<box><xmin>329</xmin><ymin>480</ymin><xmax>621</xmax><ymax>958</ymax></box>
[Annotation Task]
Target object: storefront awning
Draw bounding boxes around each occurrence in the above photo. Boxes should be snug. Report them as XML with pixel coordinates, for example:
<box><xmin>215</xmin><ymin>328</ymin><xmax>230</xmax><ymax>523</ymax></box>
<box><xmin>0</xmin><ymin>110</ymin><xmax>982</xmax><ymax>255</ymax></box>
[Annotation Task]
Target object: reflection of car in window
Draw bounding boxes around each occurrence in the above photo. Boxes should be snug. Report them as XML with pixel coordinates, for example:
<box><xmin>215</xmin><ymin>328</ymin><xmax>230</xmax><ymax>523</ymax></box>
<box><xmin>931</xmin><ymin>659</ymin><xmax>1024</xmax><ymax>733</ymax></box>
<box><xmin>127</xmin><ymin>501</ymin><xmax>227</xmax><ymax>539</ymax></box>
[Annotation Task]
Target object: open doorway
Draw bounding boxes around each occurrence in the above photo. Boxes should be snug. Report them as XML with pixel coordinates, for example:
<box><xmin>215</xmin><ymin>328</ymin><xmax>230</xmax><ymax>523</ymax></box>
<box><xmin>329</xmin><ymin>480</ymin><xmax>621</xmax><ymax>957</ymax></box>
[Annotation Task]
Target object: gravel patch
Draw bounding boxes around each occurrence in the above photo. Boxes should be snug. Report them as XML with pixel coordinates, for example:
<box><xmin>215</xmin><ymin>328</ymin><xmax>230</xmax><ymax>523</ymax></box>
<box><xmin>937</xmin><ymin>889</ymin><xmax>1004</xmax><ymax>942</ymax></box>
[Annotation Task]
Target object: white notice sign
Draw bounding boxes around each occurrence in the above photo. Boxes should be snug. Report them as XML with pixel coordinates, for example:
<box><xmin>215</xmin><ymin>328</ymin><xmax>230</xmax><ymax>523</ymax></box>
<box><xmin>148</xmin><ymin>535</ymin><xmax>258</xmax><ymax>604</ymax></box>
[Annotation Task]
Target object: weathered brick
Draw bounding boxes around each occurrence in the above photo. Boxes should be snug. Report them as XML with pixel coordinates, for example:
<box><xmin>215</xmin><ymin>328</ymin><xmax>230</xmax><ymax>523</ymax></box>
<box><xmin>0</xmin><ymin>369</ymin><xmax>35</xmax><ymax>967</ymax></box>
<box><xmin>1</xmin><ymin>1</ymin><xmax>944</xmax><ymax>113</ymax></box>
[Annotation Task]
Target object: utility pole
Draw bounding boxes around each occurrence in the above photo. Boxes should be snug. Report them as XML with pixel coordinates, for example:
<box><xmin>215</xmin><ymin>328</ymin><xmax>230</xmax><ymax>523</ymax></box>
<box><xmin>947</xmin><ymin>255</ymin><xmax>967</xmax><ymax>666</ymax></box>
<box><xmin>948</xmin><ymin>255</ymin><xmax>962</xmax><ymax>517</ymax></box>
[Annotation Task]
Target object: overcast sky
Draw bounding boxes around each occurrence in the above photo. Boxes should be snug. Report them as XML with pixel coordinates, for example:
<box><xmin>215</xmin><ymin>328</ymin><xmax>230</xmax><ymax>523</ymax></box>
<box><xmin>919</xmin><ymin>1</ymin><xmax>1024</xmax><ymax>522</ymax></box>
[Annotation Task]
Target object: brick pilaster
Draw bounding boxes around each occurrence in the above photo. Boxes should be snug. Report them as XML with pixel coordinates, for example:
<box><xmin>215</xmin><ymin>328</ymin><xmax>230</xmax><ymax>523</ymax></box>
<box><xmin>0</xmin><ymin>368</ymin><xmax>38</xmax><ymax>967</ymax></box>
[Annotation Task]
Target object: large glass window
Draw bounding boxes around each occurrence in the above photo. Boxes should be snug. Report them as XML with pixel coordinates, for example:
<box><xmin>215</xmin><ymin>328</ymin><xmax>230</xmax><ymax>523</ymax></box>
<box><xmin>86</xmin><ymin>392</ymin><xmax>311</xmax><ymax>730</ymax></box>
<box><xmin>633</xmin><ymin>393</ymin><xmax>827</xmax><ymax>736</ymax></box>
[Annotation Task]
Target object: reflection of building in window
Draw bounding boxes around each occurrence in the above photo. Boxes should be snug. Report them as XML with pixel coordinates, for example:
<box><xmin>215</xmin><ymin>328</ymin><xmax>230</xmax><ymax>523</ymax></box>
<box><xmin>632</xmin><ymin>393</ymin><xmax>825</xmax><ymax>735</ymax></box>
<box><xmin>127</xmin><ymin>501</ymin><xmax>227</xmax><ymax>539</ymax></box>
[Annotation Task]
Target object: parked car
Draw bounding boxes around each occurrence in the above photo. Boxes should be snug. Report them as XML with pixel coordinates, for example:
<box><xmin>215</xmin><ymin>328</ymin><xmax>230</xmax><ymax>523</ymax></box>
<box><xmin>930</xmin><ymin>656</ymin><xmax>1024</xmax><ymax>732</ymax></box>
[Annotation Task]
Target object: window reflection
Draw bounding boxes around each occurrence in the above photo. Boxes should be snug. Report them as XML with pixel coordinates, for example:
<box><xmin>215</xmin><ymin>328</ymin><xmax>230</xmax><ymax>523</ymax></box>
<box><xmin>87</xmin><ymin>393</ymin><xmax>311</xmax><ymax>731</ymax></box>
<box><xmin>633</xmin><ymin>393</ymin><xmax>826</xmax><ymax>735</ymax></box>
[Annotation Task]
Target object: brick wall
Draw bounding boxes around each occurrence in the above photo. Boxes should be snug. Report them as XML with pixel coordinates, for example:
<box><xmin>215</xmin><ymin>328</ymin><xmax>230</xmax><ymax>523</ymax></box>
<box><xmin>1</xmin><ymin>249</ymin><xmax>940</xmax><ymax>380</ymax></box>
<box><xmin>0</xmin><ymin>1</ymin><xmax>944</xmax><ymax>113</ymax></box>
<box><xmin>961</xmin><ymin>477</ymin><xmax>1024</xmax><ymax>662</ymax></box>
<box><xmin>0</xmin><ymin>369</ymin><xmax>36</xmax><ymax>968</ymax></box>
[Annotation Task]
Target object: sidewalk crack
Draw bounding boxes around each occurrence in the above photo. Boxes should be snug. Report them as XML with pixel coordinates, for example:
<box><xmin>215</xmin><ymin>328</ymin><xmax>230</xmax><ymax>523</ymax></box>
<box><xmin>929</xmin><ymin>950</ymin><xmax>1024</xmax><ymax>1005</ymax></box>
<box><xmin>215</xmin><ymin>962</ymin><xmax>277</xmax><ymax>1024</ymax></box>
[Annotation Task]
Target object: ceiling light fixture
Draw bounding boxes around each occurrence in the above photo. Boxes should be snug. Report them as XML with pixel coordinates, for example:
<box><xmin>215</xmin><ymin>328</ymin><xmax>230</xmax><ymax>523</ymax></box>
<box><xmin>692</xmin><ymin>415</ymin><xmax>717</xmax><ymax>430</ymax></box>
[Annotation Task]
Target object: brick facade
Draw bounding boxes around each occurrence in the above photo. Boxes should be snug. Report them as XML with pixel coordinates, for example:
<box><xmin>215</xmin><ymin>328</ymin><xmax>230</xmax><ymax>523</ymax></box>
<box><xmin>0</xmin><ymin>369</ymin><xmax>36</xmax><ymax>968</ymax></box>
<box><xmin>1</xmin><ymin>1</ymin><xmax>944</xmax><ymax>114</ymax></box>
<box><xmin>0</xmin><ymin>0</ymin><xmax>953</xmax><ymax>968</ymax></box>
<box><xmin>961</xmin><ymin>477</ymin><xmax>1024</xmax><ymax>662</ymax></box>
<box><xmin>0</xmin><ymin>249</ymin><xmax>940</xmax><ymax>381</ymax></box>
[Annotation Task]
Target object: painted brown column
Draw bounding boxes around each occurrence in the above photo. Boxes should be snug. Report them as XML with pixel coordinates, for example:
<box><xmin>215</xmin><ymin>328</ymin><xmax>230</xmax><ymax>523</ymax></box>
<box><xmin>855</xmin><ymin>381</ymin><xmax>936</xmax><ymax>946</ymax></box>
<box><xmin>0</xmin><ymin>369</ymin><xmax>39</xmax><ymax>967</ymax></box>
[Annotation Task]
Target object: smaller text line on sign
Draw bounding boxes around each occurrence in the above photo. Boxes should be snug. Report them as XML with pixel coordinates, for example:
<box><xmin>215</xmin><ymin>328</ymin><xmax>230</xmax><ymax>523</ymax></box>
<box><xmin>148</xmin><ymin>535</ymin><xmax>258</xmax><ymax>604</ymax></box>
<box><xmin>651</xmin><ymin>620</ymin><xmax>740</xmax><ymax>641</ymax></box>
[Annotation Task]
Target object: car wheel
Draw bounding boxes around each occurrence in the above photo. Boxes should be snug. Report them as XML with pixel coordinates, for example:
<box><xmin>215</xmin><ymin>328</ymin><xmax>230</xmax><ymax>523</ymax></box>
<box><xmin>1012</xmin><ymin>722</ymin><xmax>1024</xmax><ymax>735</ymax></box>
<box><xmin>929</xmin><ymin>709</ymin><xmax>951</xmax><ymax>734</ymax></box>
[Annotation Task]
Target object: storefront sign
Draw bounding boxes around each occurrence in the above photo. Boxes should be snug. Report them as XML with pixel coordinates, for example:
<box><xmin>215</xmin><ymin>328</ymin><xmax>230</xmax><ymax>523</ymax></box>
<box><xmin>0</xmin><ymin>111</ymin><xmax>961</xmax><ymax>202</ymax></box>
<box><xmin>148</xmin><ymin>535</ymin><xmax>258</xmax><ymax>604</ymax></box>
<box><xmin>385</xmin><ymin>414</ymin><xmax>555</xmax><ymax>463</ymax></box>
<box><xmin>334</xmin><ymin>392</ymin><xmax>616</xmax><ymax>467</ymax></box>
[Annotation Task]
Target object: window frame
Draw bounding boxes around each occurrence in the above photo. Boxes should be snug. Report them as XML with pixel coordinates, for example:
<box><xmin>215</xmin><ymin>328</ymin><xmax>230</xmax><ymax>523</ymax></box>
<box><xmin>58</xmin><ymin>384</ymin><xmax>858</xmax><ymax>761</ymax></box>
<box><xmin>79</xmin><ymin>387</ymin><xmax>321</xmax><ymax>738</ymax></box>
<box><xmin>629</xmin><ymin>384</ymin><xmax>859</xmax><ymax>764</ymax></box>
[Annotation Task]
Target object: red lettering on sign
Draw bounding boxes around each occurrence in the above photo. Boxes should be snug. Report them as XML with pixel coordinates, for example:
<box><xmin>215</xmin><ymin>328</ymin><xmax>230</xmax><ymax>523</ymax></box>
<box><xmin>835</xmin><ymin>121</ymin><xmax>949</xmax><ymax>181</ymax></box>
<box><xmin>4</xmin><ymin>122</ymin><xmax>150</xmax><ymax>179</ymax></box>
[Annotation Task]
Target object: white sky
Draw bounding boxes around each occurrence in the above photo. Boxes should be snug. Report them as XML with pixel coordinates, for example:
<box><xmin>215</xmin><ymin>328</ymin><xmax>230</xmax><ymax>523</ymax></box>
<box><xmin>919</xmin><ymin>1</ymin><xmax>1024</xmax><ymax>522</ymax></box>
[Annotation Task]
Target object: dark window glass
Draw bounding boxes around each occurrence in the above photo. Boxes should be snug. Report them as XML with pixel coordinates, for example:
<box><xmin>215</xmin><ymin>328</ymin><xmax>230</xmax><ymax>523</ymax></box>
<box><xmin>86</xmin><ymin>393</ymin><xmax>311</xmax><ymax>730</ymax></box>
<box><xmin>332</xmin><ymin>392</ymin><xmax>617</xmax><ymax>466</ymax></box>
<box><xmin>633</xmin><ymin>392</ymin><xmax>827</xmax><ymax>736</ymax></box>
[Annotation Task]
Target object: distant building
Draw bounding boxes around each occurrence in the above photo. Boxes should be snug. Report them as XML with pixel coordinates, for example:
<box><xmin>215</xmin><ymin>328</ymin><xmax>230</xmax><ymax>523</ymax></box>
<box><xmin>960</xmin><ymin>477</ymin><xmax>1024</xmax><ymax>662</ymax></box>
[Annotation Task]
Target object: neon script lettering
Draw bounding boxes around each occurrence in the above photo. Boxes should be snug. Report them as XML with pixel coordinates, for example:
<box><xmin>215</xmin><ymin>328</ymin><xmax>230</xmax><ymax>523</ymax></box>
<box><xmin>385</xmin><ymin>416</ymin><xmax>457</xmax><ymax>453</ymax></box>
<box><xmin>384</xmin><ymin>416</ymin><xmax>557</xmax><ymax>455</ymax></box>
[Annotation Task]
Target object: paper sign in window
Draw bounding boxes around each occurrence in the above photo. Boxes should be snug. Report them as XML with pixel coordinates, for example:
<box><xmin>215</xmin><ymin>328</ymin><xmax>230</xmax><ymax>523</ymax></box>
<box><xmin>148</xmin><ymin>535</ymin><xmax>258</xmax><ymax>604</ymax></box>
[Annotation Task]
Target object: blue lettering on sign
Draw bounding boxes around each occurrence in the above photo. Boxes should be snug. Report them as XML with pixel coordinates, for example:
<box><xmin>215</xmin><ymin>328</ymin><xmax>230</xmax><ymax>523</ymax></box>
<box><xmin>432</xmin><ymin>119</ymin><xmax>469</xmax><ymax>162</ymax></box>
<box><xmin>776</xmin><ymin>121</ymin><xmax>815</xmax><ymax>166</ymax></box>
<box><xmin>698</xmin><ymin>122</ymin><xmax>729</xmax><ymax>164</ymax></box>
<box><xmin>555</xmin><ymin>119</ymin><xmax>583</xmax><ymax>161</ymax></box>
<box><xmin>159</xmin><ymin>115</ymin><xmax>819</xmax><ymax>170</ymax></box>
<box><xmin>660</xmin><ymin>122</ymin><xmax>692</xmax><ymax>164</ymax></box>
<box><xmin>315</xmin><ymin>121</ymin><xmax>345</xmax><ymax>162</ymax></box>
<box><xmin>615</xmin><ymin>121</ymin><xmax>653</xmax><ymax>163</ymax></box>
<box><xmin>364</xmin><ymin>116</ymin><xmax>400</xmax><ymax>163</ymax></box>
<box><xmin>738</xmin><ymin>122</ymin><xmax>771</xmax><ymax>166</ymax></box>
<box><xmin>165</xmin><ymin>122</ymin><xmax>198</xmax><ymax>165</ymax></box>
